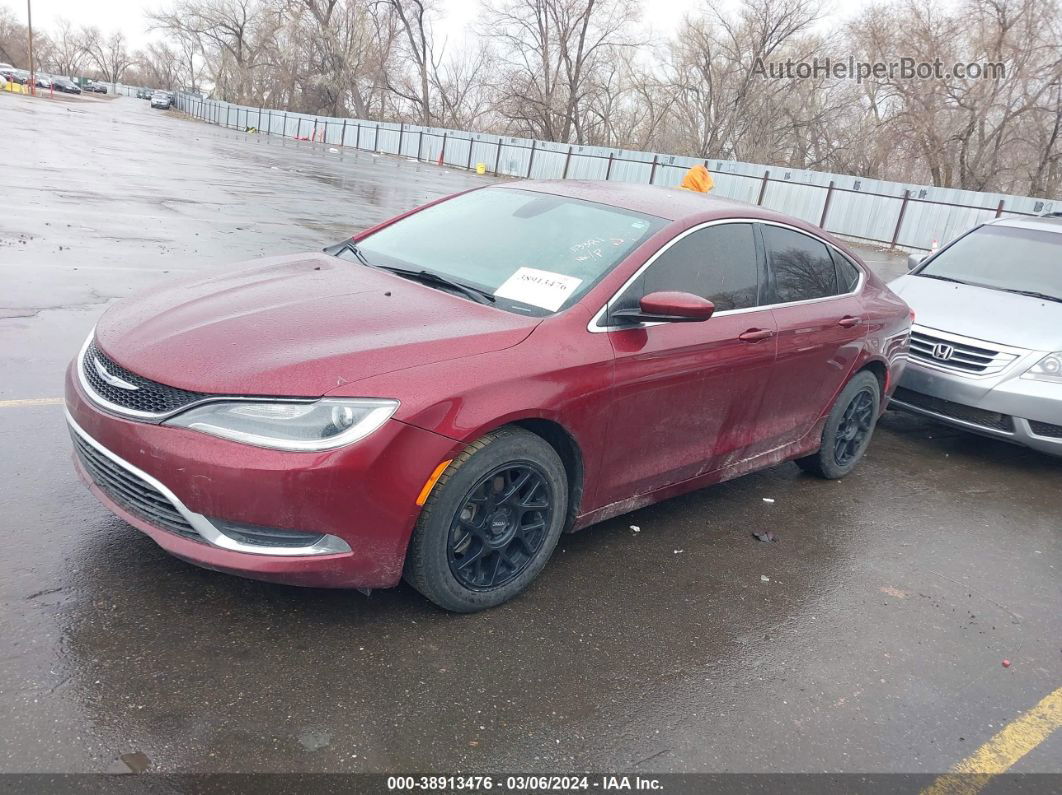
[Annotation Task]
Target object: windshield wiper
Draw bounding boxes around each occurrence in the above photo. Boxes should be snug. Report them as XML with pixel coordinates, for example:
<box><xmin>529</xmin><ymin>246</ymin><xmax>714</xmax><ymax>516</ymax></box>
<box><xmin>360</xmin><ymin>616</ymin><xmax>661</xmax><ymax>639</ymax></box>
<box><xmin>998</xmin><ymin>288</ymin><xmax>1062</xmax><ymax>303</ymax></box>
<box><xmin>323</xmin><ymin>239</ymin><xmax>374</xmax><ymax>268</ymax></box>
<box><xmin>917</xmin><ymin>273</ymin><xmax>968</xmax><ymax>285</ymax></box>
<box><xmin>376</xmin><ymin>265</ymin><xmax>496</xmax><ymax>305</ymax></box>
<box><xmin>325</xmin><ymin>241</ymin><xmax>496</xmax><ymax>304</ymax></box>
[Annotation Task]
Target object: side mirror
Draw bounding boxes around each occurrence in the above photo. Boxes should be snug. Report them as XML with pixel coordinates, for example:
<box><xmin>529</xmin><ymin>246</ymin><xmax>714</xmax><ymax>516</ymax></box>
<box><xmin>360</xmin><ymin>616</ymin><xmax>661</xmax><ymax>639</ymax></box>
<box><xmin>612</xmin><ymin>291</ymin><xmax>716</xmax><ymax>324</ymax></box>
<box><xmin>907</xmin><ymin>253</ymin><xmax>925</xmax><ymax>271</ymax></box>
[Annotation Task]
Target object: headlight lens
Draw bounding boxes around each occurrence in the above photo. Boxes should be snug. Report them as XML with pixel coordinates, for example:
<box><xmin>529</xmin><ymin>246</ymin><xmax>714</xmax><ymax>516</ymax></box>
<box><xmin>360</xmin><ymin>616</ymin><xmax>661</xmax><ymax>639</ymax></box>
<box><xmin>1023</xmin><ymin>352</ymin><xmax>1062</xmax><ymax>384</ymax></box>
<box><xmin>166</xmin><ymin>398</ymin><xmax>399</xmax><ymax>451</ymax></box>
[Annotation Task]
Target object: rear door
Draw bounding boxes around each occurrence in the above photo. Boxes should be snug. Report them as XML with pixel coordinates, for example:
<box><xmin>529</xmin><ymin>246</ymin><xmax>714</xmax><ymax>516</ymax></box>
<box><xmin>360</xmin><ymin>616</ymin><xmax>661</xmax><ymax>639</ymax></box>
<box><xmin>756</xmin><ymin>223</ymin><xmax>868</xmax><ymax>448</ymax></box>
<box><xmin>596</xmin><ymin>222</ymin><xmax>778</xmax><ymax>504</ymax></box>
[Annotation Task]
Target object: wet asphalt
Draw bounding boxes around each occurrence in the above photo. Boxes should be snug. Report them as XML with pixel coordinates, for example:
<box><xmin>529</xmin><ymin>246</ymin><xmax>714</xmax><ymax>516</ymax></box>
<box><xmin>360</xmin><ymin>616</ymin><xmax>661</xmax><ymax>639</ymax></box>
<box><xmin>0</xmin><ymin>93</ymin><xmax>1059</xmax><ymax>775</ymax></box>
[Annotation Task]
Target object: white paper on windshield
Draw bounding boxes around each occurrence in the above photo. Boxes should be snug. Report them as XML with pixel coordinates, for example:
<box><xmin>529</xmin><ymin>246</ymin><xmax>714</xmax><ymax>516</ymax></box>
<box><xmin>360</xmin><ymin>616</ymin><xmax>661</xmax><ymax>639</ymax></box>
<box><xmin>494</xmin><ymin>267</ymin><xmax>583</xmax><ymax>311</ymax></box>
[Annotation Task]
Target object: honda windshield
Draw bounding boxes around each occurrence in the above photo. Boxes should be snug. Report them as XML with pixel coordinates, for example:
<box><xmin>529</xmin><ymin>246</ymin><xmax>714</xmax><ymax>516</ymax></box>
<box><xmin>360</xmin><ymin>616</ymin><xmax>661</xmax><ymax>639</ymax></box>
<box><xmin>918</xmin><ymin>224</ymin><xmax>1062</xmax><ymax>301</ymax></box>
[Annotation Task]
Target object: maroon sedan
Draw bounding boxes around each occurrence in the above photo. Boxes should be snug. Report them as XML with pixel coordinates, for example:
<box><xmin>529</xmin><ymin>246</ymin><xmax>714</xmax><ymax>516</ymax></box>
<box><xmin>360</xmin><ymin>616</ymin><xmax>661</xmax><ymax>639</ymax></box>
<box><xmin>66</xmin><ymin>181</ymin><xmax>911</xmax><ymax>611</ymax></box>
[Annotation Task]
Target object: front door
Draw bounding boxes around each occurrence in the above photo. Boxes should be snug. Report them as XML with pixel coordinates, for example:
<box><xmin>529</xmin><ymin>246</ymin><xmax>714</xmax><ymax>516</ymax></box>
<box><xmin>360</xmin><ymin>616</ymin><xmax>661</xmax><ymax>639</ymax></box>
<box><xmin>596</xmin><ymin>222</ymin><xmax>778</xmax><ymax>505</ymax></box>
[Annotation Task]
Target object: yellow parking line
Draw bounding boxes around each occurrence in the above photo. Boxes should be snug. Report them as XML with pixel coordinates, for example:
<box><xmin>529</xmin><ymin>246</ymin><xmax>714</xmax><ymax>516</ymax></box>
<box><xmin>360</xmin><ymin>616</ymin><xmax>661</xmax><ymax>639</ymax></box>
<box><xmin>0</xmin><ymin>397</ymin><xmax>64</xmax><ymax>408</ymax></box>
<box><xmin>923</xmin><ymin>686</ymin><xmax>1062</xmax><ymax>795</ymax></box>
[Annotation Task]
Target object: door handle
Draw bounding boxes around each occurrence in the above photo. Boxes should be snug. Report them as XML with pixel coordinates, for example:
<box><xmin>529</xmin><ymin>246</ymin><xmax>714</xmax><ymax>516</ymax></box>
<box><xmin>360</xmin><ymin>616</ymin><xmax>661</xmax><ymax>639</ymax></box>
<box><xmin>838</xmin><ymin>315</ymin><xmax>863</xmax><ymax>328</ymax></box>
<box><xmin>738</xmin><ymin>328</ymin><xmax>775</xmax><ymax>342</ymax></box>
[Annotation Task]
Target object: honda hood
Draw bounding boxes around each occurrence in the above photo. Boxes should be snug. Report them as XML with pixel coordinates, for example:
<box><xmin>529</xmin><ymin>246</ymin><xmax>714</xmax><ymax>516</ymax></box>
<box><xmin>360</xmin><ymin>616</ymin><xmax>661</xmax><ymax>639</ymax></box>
<box><xmin>94</xmin><ymin>252</ymin><xmax>539</xmax><ymax>396</ymax></box>
<box><xmin>889</xmin><ymin>274</ymin><xmax>1062</xmax><ymax>351</ymax></box>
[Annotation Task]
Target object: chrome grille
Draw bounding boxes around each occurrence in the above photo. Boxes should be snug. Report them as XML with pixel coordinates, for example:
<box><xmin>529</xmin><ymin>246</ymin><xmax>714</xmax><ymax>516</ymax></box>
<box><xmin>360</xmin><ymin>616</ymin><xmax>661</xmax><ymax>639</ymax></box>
<box><xmin>81</xmin><ymin>340</ymin><xmax>209</xmax><ymax>416</ymax></box>
<box><xmin>71</xmin><ymin>430</ymin><xmax>202</xmax><ymax>541</ymax></box>
<box><xmin>908</xmin><ymin>326</ymin><xmax>1019</xmax><ymax>376</ymax></box>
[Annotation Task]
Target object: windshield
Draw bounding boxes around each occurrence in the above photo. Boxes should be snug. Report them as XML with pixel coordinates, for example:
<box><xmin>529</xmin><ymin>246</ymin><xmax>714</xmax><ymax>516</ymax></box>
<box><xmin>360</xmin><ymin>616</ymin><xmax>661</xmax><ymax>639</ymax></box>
<box><xmin>342</xmin><ymin>188</ymin><xmax>664</xmax><ymax>315</ymax></box>
<box><xmin>918</xmin><ymin>224</ymin><xmax>1061</xmax><ymax>300</ymax></box>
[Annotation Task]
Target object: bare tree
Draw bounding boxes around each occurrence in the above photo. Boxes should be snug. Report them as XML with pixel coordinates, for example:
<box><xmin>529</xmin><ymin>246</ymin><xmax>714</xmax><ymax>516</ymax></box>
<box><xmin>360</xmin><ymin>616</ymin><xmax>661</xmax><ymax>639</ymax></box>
<box><xmin>431</xmin><ymin>41</ymin><xmax>495</xmax><ymax>128</ymax></box>
<box><xmin>151</xmin><ymin>0</ymin><xmax>284</xmax><ymax>103</ymax></box>
<box><xmin>382</xmin><ymin>0</ymin><xmax>438</xmax><ymax>124</ymax></box>
<box><xmin>48</xmin><ymin>19</ymin><xmax>88</xmax><ymax>76</ymax></box>
<box><xmin>284</xmin><ymin>0</ymin><xmax>396</xmax><ymax>117</ymax></box>
<box><xmin>484</xmin><ymin>0</ymin><xmax>642</xmax><ymax>143</ymax></box>
<box><xmin>849</xmin><ymin>0</ymin><xmax>1062</xmax><ymax>194</ymax></box>
<box><xmin>84</xmin><ymin>29</ymin><xmax>135</xmax><ymax>85</ymax></box>
<box><xmin>664</xmin><ymin>0</ymin><xmax>822</xmax><ymax>161</ymax></box>
<box><xmin>138</xmin><ymin>41</ymin><xmax>184</xmax><ymax>88</ymax></box>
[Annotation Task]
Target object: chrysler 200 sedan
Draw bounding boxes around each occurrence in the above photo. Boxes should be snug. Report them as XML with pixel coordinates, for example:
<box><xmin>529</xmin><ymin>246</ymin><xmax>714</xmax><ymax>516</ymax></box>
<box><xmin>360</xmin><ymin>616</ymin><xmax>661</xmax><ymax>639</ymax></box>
<box><xmin>66</xmin><ymin>181</ymin><xmax>911</xmax><ymax>611</ymax></box>
<box><xmin>888</xmin><ymin>215</ymin><xmax>1062</xmax><ymax>455</ymax></box>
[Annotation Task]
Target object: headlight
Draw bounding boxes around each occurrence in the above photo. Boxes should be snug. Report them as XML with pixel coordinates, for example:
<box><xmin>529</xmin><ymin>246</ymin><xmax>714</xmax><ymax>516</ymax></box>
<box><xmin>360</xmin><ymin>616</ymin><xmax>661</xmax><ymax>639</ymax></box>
<box><xmin>1022</xmin><ymin>352</ymin><xmax>1062</xmax><ymax>384</ymax></box>
<box><xmin>165</xmin><ymin>398</ymin><xmax>399</xmax><ymax>451</ymax></box>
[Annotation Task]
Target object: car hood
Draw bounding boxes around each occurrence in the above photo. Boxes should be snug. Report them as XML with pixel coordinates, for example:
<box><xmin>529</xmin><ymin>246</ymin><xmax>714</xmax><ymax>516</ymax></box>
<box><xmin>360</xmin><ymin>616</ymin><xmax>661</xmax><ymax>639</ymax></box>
<box><xmin>94</xmin><ymin>252</ymin><xmax>539</xmax><ymax>396</ymax></box>
<box><xmin>889</xmin><ymin>274</ymin><xmax>1062</xmax><ymax>351</ymax></box>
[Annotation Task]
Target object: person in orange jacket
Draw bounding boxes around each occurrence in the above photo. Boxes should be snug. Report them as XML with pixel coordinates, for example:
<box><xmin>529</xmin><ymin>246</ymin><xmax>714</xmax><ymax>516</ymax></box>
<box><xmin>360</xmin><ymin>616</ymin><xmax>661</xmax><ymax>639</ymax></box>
<box><xmin>679</xmin><ymin>164</ymin><xmax>714</xmax><ymax>193</ymax></box>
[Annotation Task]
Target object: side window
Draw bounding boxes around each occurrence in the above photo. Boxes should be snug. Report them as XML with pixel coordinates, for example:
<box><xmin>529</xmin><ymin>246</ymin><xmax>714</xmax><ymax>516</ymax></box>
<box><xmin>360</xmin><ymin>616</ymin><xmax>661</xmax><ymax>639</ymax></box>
<box><xmin>762</xmin><ymin>225</ymin><xmax>839</xmax><ymax>303</ymax></box>
<box><xmin>633</xmin><ymin>223</ymin><xmax>760</xmax><ymax>312</ymax></box>
<box><xmin>831</xmin><ymin>249</ymin><xmax>861</xmax><ymax>293</ymax></box>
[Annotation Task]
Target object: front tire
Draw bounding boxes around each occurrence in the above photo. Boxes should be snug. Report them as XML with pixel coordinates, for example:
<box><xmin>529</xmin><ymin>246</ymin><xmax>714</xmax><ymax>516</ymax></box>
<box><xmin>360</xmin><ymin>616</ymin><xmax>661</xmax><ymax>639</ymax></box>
<box><xmin>795</xmin><ymin>371</ymin><xmax>881</xmax><ymax>479</ymax></box>
<box><xmin>405</xmin><ymin>427</ymin><xmax>568</xmax><ymax>612</ymax></box>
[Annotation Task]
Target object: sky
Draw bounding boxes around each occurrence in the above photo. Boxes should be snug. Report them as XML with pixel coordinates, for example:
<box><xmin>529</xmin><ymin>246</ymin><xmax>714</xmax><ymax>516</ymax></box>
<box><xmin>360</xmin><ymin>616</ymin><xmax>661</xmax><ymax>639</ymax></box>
<box><xmin>7</xmin><ymin>0</ymin><xmax>878</xmax><ymax>55</ymax></box>
<box><xmin>7</xmin><ymin>0</ymin><xmax>725</xmax><ymax>51</ymax></box>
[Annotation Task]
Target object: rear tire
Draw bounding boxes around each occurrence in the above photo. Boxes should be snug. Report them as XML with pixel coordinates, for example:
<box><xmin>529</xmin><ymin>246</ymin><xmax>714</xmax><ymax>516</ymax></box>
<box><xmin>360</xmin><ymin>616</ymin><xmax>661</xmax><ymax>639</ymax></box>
<box><xmin>795</xmin><ymin>371</ymin><xmax>881</xmax><ymax>479</ymax></box>
<box><xmin>404</xmin><ymin>427</ymin><xmax>568</xmax><ymax>612</ymax></box>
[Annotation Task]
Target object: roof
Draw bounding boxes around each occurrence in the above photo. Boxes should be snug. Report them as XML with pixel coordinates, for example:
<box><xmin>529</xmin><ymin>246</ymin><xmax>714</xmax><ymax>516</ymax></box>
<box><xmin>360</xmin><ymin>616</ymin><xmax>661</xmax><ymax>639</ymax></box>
<box><xmin>498</xmin><ymin>180</ymin><xmax>774</xmax><ymax>223</ymax></box>
<box><xmin>990</xmin><ymin>214</ymin><xmax>1062</xmax><ymax>234</ymax></box>
<box><xmin>485</xmin><ymin>180</ymin><xmax>868</xmax><ymax>265</ymax></box>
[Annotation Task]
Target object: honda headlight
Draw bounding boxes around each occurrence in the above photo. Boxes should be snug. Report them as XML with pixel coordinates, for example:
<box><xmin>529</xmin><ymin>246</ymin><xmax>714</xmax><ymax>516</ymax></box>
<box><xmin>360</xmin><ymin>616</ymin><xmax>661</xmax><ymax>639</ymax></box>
<box><xmin>166</xmin><ymin>398</ymin><xmax>399</xmax><ymax>451</ymax></box>
<box><xmin>1022</xmin><ymin>352</ymin><xmax>1062</xmax><ymax>384</ymax></box>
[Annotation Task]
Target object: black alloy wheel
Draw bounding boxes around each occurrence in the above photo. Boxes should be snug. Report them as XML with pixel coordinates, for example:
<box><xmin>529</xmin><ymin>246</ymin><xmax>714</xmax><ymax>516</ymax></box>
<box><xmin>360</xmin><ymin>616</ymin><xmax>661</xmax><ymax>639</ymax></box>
<box><xmin>795</xmin><ymin>370</ymin><xmax>882</xmax><ymax>479</ymax></box>
<box><xmin>834</xmin><ymin>389</ymin><xmax>875</xmax><ymax>467</ymax></box>
<box><xmin>447</xmin><ymin>463</ymin><xmax>553</xmax><ymax>590</ymax></box>
<box><xmin>405</xmin><ymin>427</ymin><xmax>568</xmax><ymax>612</ymax></box>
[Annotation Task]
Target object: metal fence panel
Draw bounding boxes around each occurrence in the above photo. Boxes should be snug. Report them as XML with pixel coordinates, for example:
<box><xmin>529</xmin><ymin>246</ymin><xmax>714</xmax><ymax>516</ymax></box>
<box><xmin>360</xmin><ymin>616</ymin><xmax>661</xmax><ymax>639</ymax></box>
<box><xmin>171</xmin><ymin>92</ymin><xmax>1057</xmax><ymax>251</ymax></box>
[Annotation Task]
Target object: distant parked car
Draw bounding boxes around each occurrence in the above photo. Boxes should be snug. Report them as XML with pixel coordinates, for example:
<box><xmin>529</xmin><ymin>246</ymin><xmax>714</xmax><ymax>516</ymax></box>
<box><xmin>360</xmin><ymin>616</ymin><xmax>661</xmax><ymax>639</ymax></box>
<box><xmin>137</xmin><ymin>87</ymin><xmax>154</xmax><ymax>99</ymax></box>
<box><xmin>35</xmin><ymin>75</ymin><xmax>53</xmax><ymax>89</ymax></box>
<box><xmin>150</xmin><ymin>91</ymin><xmax>172</xmax><ymax>109</ymax></box>
<box><xmin>84</xmin><ymin>80</ymin><xmax>108</xmax><ymax>94</ymax></box>
<box><xmin>889</xmin><ymin>215</ymin><xmax>1062</xmax><ymax>456</ymax></box>
<box><xmin>51</xmin><ymin>77</ymin><xmax>81</xmax><ymax>94</ymax></box>
<box><xmin>9</xmin><ymin>69</ymin><xmax>31</xmax><ymax>85</ymax></box>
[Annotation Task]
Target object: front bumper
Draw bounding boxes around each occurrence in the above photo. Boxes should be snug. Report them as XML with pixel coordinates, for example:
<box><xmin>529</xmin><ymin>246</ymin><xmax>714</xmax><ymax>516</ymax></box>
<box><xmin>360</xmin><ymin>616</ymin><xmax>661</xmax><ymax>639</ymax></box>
<box><xmin>891</xmin><ymin>358</ymin><xmax>1062</xmax><ymax>456</ymax></box>
<box><xmin>65</xmin><ymin>361</ymin><xmax>458</xmax><ymax>587</ymax></box>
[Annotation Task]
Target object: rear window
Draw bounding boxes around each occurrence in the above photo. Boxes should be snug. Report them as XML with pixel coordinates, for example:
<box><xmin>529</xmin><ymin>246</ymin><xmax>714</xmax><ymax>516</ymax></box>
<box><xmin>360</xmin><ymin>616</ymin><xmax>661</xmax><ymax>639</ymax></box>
<box><xmin>762</xmin><ymin>225</ymin><xmax>840</xmax><ymax>303</ymax></box>
<box><xmin>832</xmin><ymin>250</ymin><xmax>862</xmax><ymax>292</ymax></box>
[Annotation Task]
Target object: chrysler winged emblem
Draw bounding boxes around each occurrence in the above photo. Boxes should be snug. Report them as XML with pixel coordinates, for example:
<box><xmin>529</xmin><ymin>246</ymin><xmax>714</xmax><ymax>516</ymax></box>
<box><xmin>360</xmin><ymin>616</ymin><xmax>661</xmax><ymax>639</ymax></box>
<box><xmin>93</xmin><ymin>357</ymin><xmax>140</xmax><ymax>391</ymax></box>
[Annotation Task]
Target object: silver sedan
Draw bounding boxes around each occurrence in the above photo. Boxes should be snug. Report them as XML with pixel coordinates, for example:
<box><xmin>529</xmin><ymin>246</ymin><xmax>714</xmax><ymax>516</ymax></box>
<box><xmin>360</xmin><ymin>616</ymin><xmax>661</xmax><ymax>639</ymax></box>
<box><xmin>888</xmin><ymin>215</ymin><xmax>1062</xmax><ymax>456</ymax></box>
